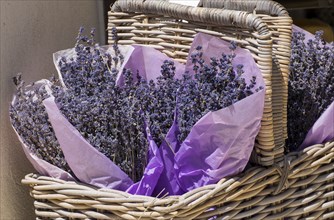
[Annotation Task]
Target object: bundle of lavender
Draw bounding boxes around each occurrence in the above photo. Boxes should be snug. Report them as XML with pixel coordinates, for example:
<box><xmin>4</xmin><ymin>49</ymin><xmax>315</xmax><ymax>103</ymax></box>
<box><xmin>288</xmin><ymin>26</ymin><xmax>334</xmax><ymax>151</ymax></box>
<box><xmin>10</xmin><ymin>78</ymin><xmax>75</xmax><ymax>180</ymax></box>
<box><xmin>10</xmin><ymin>28</ymin><xmax>265</xmax><ymax>196</ymax></box>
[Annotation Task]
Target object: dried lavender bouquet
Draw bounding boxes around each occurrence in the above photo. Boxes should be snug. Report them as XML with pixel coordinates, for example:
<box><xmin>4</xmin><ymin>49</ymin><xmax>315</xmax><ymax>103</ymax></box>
<box><xmin>10</xmin><ymin>27</ymin><xmax>263</xmax><ymax>188</ymax></box>
<box><xmin>287</xmin><ymin>30</ymin><xmax>334</xmax><ymax>151</ymax></box>
<box><xmin>53</xmin><ymin>28</ymin><xmax>262</xmax><ymax>182</ymax></box>
<box><xmin>9</xmin><ymin>74</ymin><xmax>72</xmax><ymax>174</ymax></box>
<box><xmin>54</xmin><ymin>28</ymin><xmax>149</xmax><ymax>181</ymax></box>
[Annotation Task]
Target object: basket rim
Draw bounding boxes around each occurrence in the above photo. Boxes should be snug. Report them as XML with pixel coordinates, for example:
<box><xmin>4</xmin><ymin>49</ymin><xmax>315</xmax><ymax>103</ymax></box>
<box><xmin>198</xmin><ymin>0</ymin><xmax>290</xmax><ymax>17</ymax></box>
<box><xmin>21</xmin><ymin>141</ymin><xmax>334</xmax><ymax>219</ymax></box>
<box><xmin>111</xmin><ymin>0</ymin><xmax>272</xmax><ymax>37</ymax></box>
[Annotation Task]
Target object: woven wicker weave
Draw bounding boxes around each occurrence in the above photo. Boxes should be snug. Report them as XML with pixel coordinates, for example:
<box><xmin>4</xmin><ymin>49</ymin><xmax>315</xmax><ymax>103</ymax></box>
<box><xmin>198</xmin><ymin>0</ymin><xmax>293</xmax><ymax>166</ymax></box>
<box><xmin>22</xmin><ymin>141</ymin><xmax>334</xmax><ymax>219</ymax></box>
<box><xmin>108</xmin><ymin>0</ymin><xmax>280</xmax><ymax>167</ymax></box>
<box><xmin>21</xmin><ymin>1</ymin><xmax>334</xmax><ymax>219</ymax></box>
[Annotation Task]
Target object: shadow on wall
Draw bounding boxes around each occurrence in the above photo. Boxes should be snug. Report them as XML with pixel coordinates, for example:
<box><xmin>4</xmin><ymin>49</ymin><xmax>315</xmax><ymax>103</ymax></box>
<box><xmin>0</xmin><ymin>1</ymin><xmax>104</xmax><ymax>219</ymax></box>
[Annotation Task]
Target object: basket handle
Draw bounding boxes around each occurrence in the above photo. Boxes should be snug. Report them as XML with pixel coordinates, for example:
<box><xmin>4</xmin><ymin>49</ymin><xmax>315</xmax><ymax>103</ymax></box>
<box><xmin>111</xmin><ymin>0</ymin><xmax>271</xmax><ymax>37</ymax></box>
<box><xmin>197</xmin><ymin>0</ymin><xmax>289</xmax><ymax>16</ymax></box>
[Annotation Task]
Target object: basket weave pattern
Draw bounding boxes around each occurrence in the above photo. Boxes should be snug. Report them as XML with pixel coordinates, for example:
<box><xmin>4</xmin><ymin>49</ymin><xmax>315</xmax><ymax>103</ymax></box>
<box><xmin>22</xmin><ymin>142</ymin><xmax>334</xmax><ymax>219</ymax></box>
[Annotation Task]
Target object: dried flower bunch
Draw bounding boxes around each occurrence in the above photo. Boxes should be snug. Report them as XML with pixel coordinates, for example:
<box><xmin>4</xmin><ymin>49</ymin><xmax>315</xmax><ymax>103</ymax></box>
<box><xmin>9</xmin><ymin>74</ymin><xmax>72</xmax><ymax>173</ymax></box>
<box><xmin>287</xmin><ymin>31</ymin><xmax>334</xmax><ymax>150</ymax></box>
<box><xmin>53</xmin><ymin>28</ymin><xmax>149</xmax><ymax>181</ymax></box>
<box><xmin>10</xmin><ymin>27</ymin><xmax>261</xmax><ymax>182</ymax></box>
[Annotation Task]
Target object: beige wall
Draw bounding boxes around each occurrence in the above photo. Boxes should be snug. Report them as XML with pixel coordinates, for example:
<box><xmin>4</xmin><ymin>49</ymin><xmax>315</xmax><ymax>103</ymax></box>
<box><xmin>0</xmin><ymin>1</ymin><xmax>103</xmax><ymax>219</ymax></box>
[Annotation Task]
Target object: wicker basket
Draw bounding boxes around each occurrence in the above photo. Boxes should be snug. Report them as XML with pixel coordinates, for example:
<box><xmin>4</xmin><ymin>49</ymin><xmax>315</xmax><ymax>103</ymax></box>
<box><xmin>22</xmin><ymin>141</ymin><xmax>334</xmax><ymax>219</ymax></box>
<box><xmin>21</xmin><ymin>0</ymin><xmax>334</xmax><ymax>219</ymax></box>
<box><xmin>198</xmin><ymin>0</ymin><xmax>293</xmax><ymax>166</ymax></box>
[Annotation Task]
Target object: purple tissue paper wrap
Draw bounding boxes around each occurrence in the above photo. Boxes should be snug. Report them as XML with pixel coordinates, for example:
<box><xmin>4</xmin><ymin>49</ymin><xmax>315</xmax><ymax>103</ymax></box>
<box><xmin>299</xmin><ymin>100</ymin><xmax>334</xmax><ymax>150</ymax></box>
<box><xmin>44</xmin><ymin>96</ymin><xmax>133</xmax><ymax>191</ymax></box>
<box><xmin>174</xmin><ymin>91</ymin><xmax>264</xmax><ymax>192</ymax></box>
<box><xmin>185</xmin><ymin>33</ymin><xmax>262</xmax><ymax>85</ymax></box>
<box><xmin>126</xmin><ymin>122</ymin><xmax>164</xmax><ymax>195</ymax></box>
<box><xmin>152</xmin><ymin>114</ymin><xmax>185</xmax><ymax>196</ymax></box>
<box><xmin>117</xmin><ymin>45</ymin><xmax>185</xmax><ymax>86</ymax></box>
